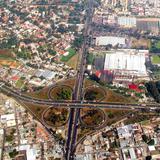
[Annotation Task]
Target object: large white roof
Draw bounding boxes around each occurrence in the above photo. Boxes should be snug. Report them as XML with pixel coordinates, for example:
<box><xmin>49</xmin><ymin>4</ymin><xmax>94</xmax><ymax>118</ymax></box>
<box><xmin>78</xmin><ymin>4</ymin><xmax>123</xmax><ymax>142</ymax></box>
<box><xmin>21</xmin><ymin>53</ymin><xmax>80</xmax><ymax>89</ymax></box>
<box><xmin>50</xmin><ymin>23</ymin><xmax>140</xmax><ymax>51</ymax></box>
<box><xmin>104</xmin><ymin>50</ymin><xmax>148</xmax><ymax>76</ymax></box>
<box><xmin>96</xmin><ymin>36</ymin><xmax>126</xmax><ymax>46</ymax></box>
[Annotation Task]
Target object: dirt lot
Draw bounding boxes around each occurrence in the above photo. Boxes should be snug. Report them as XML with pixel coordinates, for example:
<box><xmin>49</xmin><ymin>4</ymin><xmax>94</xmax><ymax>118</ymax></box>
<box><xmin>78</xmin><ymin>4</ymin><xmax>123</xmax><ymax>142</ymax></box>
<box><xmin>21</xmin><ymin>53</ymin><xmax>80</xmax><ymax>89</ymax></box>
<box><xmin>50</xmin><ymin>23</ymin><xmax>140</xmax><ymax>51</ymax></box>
<box><xmin>131</xmin><ymin>38</ymin><xmax>151</xmax><ymax>49</ymax></box>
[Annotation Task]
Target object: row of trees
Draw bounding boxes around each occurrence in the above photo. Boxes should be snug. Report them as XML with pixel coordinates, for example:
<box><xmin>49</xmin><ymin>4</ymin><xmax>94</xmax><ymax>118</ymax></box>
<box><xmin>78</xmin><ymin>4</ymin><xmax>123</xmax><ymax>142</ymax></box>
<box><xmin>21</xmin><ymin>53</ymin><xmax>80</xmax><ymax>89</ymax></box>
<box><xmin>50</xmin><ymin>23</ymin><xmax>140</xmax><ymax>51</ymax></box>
<box><xmin>150</xmin><ymin>40</ymin><xmax>160</xmax><ymax>53</ymax></box>
<box><xmin>146</xmin><ymin>81</ymin><xmax>160</xmax><ymax>103</ymax></box>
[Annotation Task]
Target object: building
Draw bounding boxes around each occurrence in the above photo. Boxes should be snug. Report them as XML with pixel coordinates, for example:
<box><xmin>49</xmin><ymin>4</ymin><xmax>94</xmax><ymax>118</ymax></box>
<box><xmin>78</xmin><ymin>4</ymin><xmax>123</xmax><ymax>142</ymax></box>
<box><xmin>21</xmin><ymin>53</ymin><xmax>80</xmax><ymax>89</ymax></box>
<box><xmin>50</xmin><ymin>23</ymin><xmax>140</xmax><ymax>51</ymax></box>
<box><xmin>95</xmin><ymin>36</ymin><xmax>126</xmax><ymax>47</ymax></box>
<box><xmin>136</xmin><ymin>18</ymin><xmax>160</xmax><ymax>34</ymax></box>
<box><xmin>0</xmin><ymin>129</ymin><xmax>4</xmax><ymax>160</ymax></box>
<box><xmin>118</xmin><ymin>16</ymin><xmax>136</xmax><ymax>28</ymax></box>
<box><xmin>19</xmin><ymin>145</ymin><xmax>38</xmax><ymax>160</ymax></box>
<box><xmin>103</xmin><ymin>49</ymin><xmax>149</xmax><ymax>82</ymax></box>
<box><xmin>0</xmin><ymin>114</ymin><xmax>16</xmax><ymax>127</ymax></box>
<box><xmin>154</xmin><ymin>0</ymin><xmax>160</xmax><ymax>8</ymax></box>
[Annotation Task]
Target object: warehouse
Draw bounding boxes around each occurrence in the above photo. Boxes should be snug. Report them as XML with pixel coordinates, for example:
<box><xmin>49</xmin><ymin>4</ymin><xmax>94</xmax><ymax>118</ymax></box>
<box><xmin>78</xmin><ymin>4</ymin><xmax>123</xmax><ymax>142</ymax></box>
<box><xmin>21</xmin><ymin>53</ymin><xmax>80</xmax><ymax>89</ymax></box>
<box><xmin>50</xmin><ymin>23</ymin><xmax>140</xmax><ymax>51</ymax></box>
<box><xmin>95</xmin><ymin>36</ymin><xmax>126</xmax><ymax>46</ymax></box>
<box><xmin>103</xmin><ymin>49</ymin><xmax>149</xmax><ymax>81</ymax></box>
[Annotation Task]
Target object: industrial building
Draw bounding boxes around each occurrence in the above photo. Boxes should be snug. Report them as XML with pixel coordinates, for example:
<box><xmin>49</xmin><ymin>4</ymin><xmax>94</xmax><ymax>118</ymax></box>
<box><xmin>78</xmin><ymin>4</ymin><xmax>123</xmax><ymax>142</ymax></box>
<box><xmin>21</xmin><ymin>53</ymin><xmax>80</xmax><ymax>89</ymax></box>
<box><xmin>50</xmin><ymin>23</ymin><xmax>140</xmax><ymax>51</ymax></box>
<box><xmin>103</xmin><ymin>49</ymin><xmax>150</xmax><ymax>83</ymax></box>
<box><xmin>136</xmin><ymin>18</ymin><xmax>160</xmax><ymax>34</ymax></box>
<box><xmin>95</xmin><ymin>36</ymin><xmax>126</xmax><ymax>47</ymax></box>
<box><xmin>117</xmin><ymin>16</ymin><xmax>136</xmax><ymax>28</ymax></box>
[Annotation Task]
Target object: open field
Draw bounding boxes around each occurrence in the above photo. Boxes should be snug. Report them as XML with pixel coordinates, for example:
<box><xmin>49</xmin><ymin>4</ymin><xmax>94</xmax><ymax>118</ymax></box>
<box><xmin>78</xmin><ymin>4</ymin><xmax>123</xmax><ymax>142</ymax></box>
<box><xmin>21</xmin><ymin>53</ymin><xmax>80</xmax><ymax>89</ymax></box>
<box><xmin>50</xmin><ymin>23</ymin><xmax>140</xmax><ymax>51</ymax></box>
<box><xmin>66</xmin><ymin>53</ymin><xmax>79</xmax><ymax>69</ymax></box>
<box><xmin>0</xmin><ymin>60</ymin><xmax>20</xmax><ymax>68</ymax></box>
<box><xmin>0</xmin><ymin>49</ymin><xmax>20</xmax><ymax>68</ymax></box>
<box><xmin>104</xmin><ymin>109</ymin><xmax>131</xmax><ymax>126</ymax></box>
<box><xmin>61</xmin><ymin>48</ymin><xmax>76</xmax><ymax>62</ymax></box>
<box><xmin>103</xmin><ymin>89</ymin><xmax>133</xmax><ymax>103</ymax></box>
<box><xmin>0</xmin><ymin>49</ymin><xmax>14</xmax><ymax>58</ymax></box>
<box><xmin>28</xmin><ymin>87</ymin><xmax>50</xmax><ymax>99</ymax></box>
<box><xmin>17</xmin><ymin>101</ymin><xmax>48</xmax><ymax>120</ymax></box>
<box><xmin>131</xmin><ymin>38</ymin><xmax>151</xmax><ymax>49</ymax></box>
<box><xmin>124</xmin><ymin>114</ymin><xmax>158</xmax><ymax>125</ymax></box>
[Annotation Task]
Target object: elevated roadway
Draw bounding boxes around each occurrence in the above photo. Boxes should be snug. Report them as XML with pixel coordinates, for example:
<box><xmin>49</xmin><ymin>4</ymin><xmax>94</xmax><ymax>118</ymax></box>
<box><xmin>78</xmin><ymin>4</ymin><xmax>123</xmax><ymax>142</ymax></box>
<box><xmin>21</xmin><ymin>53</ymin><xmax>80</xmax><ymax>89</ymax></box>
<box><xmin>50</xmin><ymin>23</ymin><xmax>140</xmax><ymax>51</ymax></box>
<box><xmin>0</xmin><ymin>82</ymin><xmax>160</xmax><ymax>111</ymax></box>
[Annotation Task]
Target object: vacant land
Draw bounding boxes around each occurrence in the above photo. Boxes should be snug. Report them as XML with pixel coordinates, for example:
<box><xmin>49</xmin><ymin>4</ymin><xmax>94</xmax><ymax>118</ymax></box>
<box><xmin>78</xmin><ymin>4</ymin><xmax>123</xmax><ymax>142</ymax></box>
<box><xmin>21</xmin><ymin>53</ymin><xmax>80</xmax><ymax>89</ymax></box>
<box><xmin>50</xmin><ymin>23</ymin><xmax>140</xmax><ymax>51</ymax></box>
<box><xmin>66</xmin><ymin>53</ymin><xmax>79</xmax><ymax>69</ymax></box>
<box><xmin>28</xmin><ymin>89</ymin><xmax>48</xmax><ymax>99</ymax></box>
<box><xmin>0</xmin><ymin>49</ymin><xmax>14</xmax><ymax>59</ymax></box>
<box><xmin>131</xmin><ymin>38</ymin><xmax>150</xmax><ymax>49</ymax></box>
<box><xmin>0</xmin><ymin>49</ymin><xmax>20</xmax><ymax>68</ymax></box>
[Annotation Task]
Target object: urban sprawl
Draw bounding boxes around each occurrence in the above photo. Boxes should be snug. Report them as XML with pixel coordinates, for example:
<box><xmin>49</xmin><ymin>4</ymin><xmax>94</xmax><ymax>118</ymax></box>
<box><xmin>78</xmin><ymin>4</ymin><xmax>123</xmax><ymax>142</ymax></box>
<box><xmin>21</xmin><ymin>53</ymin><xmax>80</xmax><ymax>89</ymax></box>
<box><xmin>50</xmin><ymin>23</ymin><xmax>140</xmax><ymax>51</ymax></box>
<box><xmin>0</xmin><ymin>0</ymin><xmax>160</xmax><ymax>160</ymax></box>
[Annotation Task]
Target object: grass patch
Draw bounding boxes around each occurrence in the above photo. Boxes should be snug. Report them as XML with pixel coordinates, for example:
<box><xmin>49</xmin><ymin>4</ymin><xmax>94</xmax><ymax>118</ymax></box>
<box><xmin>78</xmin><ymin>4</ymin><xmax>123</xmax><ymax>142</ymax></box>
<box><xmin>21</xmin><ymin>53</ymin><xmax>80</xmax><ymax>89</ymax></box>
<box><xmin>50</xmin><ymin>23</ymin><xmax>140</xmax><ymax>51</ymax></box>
<box><xmin>27</xmin><ymin>87</ymin><xmax>49</xmax><ymax>100</ymax></box>
<box><xmin>61</xmin><ymin>48</ymin><xmax>76</xmax><ymax>62</ymax></box>
<box><xmin>15</xmin><ymin>79</ymin><xmax>24</xmax><ymax>89</ymax></box>
<box><xmin>152</xmin><ymin>55</ymin><xmax>160</xmax><ymax>64</ymax></box>
<box><xmin>43</xmin><ymin>108</ymin><xmax>69</xmax><ymax>127</ymax></box>
<box><xmin>124</xmin><ymin>114</ymin><xmax>152</xmax><ymax>125</ymax></box>
<box><xmin>66</xmin><ymin>53</ymin><xmax>79</xmax><ymax>69</ymax></box>
<box><xmin>0</xmin><ymin>54</ymin><xmax>14</xmax><ymax>60</ymax></box>
<box><xmin>140</xmin><ymin>120</ymin><xmax>150</xmax><ymax>125</ymax></box>
<box><xmin>87</xmin><ymin>53</ymin><xmax>94</xmax><ymax>64</ymax></box>
<box><xmin>19</xmin><ymin>101</ymin><xmax>48</xmax><ymax>120</ymax></box>
<box><xmin>80</xmin><ymin>109</ymin><xmax>104</xmax><ymax>127</ymax></box>
<box><xmin>84</xmin><ymin>86</ymin><xmax>106</xmax><ymax>101</ymax></box>
<box><xmin>104</xmin><ymin>109</ymin><xmax>131</xmax><ymax>125</ymax></box>
<box><xmin>104</xmin><ymin>89</ymin><xmax>133</xmax><ymax>103</ymax></box>
<box><xmin>49</xmin><ymin>85</ymin><xmax>72</xmax><ymax>100</ymax></box>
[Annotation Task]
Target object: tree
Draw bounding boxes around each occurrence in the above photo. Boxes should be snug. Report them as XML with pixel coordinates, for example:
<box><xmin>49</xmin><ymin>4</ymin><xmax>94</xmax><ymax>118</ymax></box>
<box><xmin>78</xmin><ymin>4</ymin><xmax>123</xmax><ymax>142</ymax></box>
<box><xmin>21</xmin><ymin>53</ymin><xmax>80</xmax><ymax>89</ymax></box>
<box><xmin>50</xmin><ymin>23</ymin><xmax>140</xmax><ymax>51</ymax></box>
<box><xmin>147</xmin><ymin>139</ymin><xmax>155</xmax><ymax>145</ymax></box>
<box><xmin>84</xmin><ymin>91</ymin><xmax>98</xmax><ymax>101</ymax></box>
<box><xmin>9</xmin><ymin>149</ymin><xmax>18</xmax><ymax>158</ymax></box>
<box><xmin>56</xmin><ymin>88</ymin><xmax>71</xmax><ymax>100</ymax></box>
<box><xmin>72</xmin><ymin>35</ymin><xmax>83</xmax><ymax>49</ymax></box>
<box><xmin>142</xmin><ymin>134</ymin><xmax>148</xmax><ymax>143</ymax></box>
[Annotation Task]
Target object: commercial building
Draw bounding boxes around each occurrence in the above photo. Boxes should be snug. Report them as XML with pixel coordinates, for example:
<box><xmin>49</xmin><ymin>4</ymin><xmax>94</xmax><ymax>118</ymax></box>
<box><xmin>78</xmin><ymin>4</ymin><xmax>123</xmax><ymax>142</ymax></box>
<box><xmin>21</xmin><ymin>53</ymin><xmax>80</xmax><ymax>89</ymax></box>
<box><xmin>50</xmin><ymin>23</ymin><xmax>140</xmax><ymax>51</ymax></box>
<box><xmin>95</xmin><ymin>36</ymin><xmax>126</xmax><ymax>47</ymax></box>
<box><xmin>136</xmin><ymin>18</ymin><xmax>160</xmax><ymax>34</ymax></box>
<box><xmin>118</xmin><ymin>16</ymin><xmax>136</xmax><ymax>28</ymax></box>
<box><xmin>103</xmin><ymin>49</ymin><xmax>149</xmax><ymax>82</ymax></box>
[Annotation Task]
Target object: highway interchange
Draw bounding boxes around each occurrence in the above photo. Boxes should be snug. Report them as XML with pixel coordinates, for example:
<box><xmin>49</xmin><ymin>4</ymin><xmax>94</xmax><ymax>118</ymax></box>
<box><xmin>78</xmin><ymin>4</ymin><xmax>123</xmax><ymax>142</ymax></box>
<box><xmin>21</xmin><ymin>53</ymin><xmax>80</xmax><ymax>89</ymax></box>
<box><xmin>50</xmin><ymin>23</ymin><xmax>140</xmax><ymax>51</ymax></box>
<box><xmin>0</xmin><ymin>0</ymin><xmax>160</xmax><ymax>159</ymax></box>
<box><xmin>0</xmin><ymin>81</ymin><xmax>160</xmax><ymax>111</ymax></box>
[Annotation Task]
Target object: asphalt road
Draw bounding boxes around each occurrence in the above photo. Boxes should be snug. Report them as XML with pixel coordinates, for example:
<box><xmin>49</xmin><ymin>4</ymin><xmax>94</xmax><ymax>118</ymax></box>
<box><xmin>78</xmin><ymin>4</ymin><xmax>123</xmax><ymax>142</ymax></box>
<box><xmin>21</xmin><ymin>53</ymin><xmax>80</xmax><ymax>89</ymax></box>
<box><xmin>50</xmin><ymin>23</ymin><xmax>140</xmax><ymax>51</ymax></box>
<box><xmin>65</xmin><ymin>1</ymin><xmax>93</xmax><ymax>157</ymax></box>
<box><xmin>0</xmin><ymin>82</ymin><xmax>160</xmax><ymax>111</ymax></box>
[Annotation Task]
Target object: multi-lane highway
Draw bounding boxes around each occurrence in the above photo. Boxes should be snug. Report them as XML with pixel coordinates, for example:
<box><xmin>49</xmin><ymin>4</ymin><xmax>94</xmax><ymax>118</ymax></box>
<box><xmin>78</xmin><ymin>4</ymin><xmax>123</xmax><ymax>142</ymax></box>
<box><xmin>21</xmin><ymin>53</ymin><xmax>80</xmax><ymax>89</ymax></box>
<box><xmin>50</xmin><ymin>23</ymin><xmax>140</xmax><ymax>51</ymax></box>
<box><xmin>0</xmin><ymin>81</ymin><xmax>160</xmax><ymax>111</ymax></box>
<box><xmin>0</xmin><ymin>0</ymin><xmax>159</xmax><ymax>160</ymax></box>
<box><xmin>65</xmin><ymin>0</ymin><xmax>94</xmax><ymax>158</ymax></box>
<box><xmin>0</xmin><ymin>0</ymin><xmax>160</xmax><ymax>156</ymax></box>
